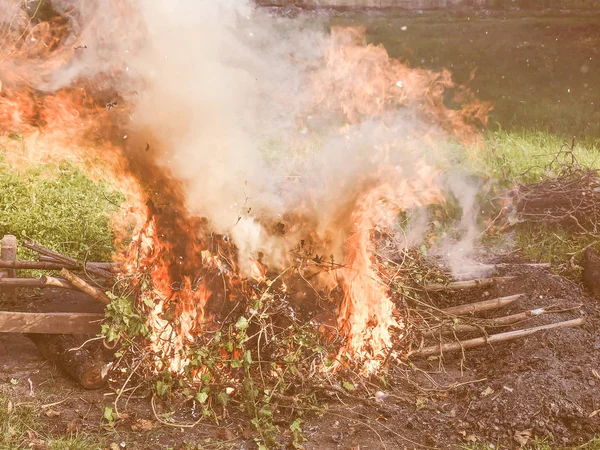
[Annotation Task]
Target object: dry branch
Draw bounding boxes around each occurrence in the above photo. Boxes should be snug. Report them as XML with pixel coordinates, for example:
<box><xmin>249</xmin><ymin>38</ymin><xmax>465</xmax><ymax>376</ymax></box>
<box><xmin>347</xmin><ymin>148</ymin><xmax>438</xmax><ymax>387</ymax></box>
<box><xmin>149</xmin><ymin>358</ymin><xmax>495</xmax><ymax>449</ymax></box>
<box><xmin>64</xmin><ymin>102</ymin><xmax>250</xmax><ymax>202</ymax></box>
<box><xmin>439</xmin><ymin>294</ymin><xmax>523</xmax><ymax>316</ymax></box>
<box><xmin>411</xmin><ymin>317</ymin><xmax>584</xmax><ymax>358</ymax></box>
<box><xmin>60</xmin><ymin>268</ymin><xmax>111</xmax><ymax>305</ymax></box>
<box><xmin>425</xmin><ymin>276</ymin><xmax>517</xmax><ymax>292</ymax></box>
<box><xmin>512</xmin><ymin>165</ymin><xmax>600</xmax><ymax>231</ymax></box>
<box><xmin>24</xmin><ymin>241</ymin><xmax>113</xmax><ymax>278</ymax></box>
<box><xmin>0</xmin><ymin>261</ymin><xmax>71</xmax><ymax>270</ymax></box>
<box><xmin>424</xmin><ymin>307</ymin><xmax>548</xmax><ymax>336</ymax></box>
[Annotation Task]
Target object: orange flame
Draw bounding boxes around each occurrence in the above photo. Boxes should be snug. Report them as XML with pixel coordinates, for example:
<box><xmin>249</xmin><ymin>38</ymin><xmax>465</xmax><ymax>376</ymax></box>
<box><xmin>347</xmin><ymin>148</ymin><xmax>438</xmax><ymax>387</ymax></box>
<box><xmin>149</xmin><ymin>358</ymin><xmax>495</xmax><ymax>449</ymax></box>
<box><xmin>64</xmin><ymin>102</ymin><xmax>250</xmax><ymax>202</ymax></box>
<box><xmin>0</xmin><ymin>6</ymin><xmax>491</xmax><ymax>375</ymax></box>
<box><xmin>335</xmin><ymin>165</ymin><xmax>442</xmax><ymax>371</ymax></box>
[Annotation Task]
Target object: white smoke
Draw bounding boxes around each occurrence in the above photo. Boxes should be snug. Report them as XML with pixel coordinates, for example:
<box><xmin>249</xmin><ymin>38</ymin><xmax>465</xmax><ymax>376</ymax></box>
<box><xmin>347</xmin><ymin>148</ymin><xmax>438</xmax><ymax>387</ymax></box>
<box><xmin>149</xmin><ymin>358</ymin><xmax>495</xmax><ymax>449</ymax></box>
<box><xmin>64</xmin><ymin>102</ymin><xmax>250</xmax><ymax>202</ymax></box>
<box><xmin>4</xmin><ymin>0</ymin><xmax>486</xmax><ymax>277</ymax></box>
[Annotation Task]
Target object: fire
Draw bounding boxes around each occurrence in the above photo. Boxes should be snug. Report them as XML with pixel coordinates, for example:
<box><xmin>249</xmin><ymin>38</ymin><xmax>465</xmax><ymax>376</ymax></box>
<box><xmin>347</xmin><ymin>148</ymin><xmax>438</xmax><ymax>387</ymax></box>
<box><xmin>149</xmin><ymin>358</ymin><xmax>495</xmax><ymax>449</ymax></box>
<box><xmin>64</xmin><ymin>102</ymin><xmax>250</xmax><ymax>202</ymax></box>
<box><xmin>0</xmin><ymin>4</ymin><xmax>490</xmax><ymax>376</ymax></box>
<box><xmin>311</xmin><ymin>26</ymin><xmax>491</xmax><ymax>143</ymax></box>
<box><xmin>336</xmin><ymin>165</ymin><xmax>442</xmax><ymax>370</ymax></box>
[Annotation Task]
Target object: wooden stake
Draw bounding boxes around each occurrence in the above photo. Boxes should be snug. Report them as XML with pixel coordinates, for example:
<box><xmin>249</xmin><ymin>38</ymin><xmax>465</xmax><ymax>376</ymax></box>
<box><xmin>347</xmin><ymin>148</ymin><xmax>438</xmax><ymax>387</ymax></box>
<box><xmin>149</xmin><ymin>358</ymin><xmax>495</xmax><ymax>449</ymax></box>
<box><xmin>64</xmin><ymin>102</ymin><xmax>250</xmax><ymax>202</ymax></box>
<box><xmin>0</xmin><ymin>311</ymin><xmax>103</xmax><ymax>334</ymax></box>
<box><xmin>411</xmin><ymin>317</ymin><xmax>584</xmax><ymax>358</ymax></box>
<box><xmin>425</xmin><ymin>276</ymin><xmax>517</xmax><ymax>292</ymax></box>
<box><xmin>439</xmin><ymin>294</ymin><xmax>523</xmax><ymax>316</ymax></box>
<box><xmin>60</xmin><ymin>268</ymin><xmax>111</xmax><ymax>305</ymax></box>
<box><xmin>23</xmin><ymin>241</ymin><xmax>113</xmax><ymax>278</ymax></box>
<box><xmin>1</xmin><ymin>235</ymin><xmax>17</xmax><ymax>301</ymax></box>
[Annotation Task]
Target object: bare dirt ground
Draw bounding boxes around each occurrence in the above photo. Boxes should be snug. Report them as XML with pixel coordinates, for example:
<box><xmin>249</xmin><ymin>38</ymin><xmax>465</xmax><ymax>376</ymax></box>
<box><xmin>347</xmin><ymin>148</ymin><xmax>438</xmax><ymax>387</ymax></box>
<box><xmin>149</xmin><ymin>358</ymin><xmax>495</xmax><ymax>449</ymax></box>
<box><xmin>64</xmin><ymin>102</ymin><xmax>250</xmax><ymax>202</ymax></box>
<box><xmin>1</xmin><ymin>258</ymin><xmax>599</xmax><ymax>449</ymax></box>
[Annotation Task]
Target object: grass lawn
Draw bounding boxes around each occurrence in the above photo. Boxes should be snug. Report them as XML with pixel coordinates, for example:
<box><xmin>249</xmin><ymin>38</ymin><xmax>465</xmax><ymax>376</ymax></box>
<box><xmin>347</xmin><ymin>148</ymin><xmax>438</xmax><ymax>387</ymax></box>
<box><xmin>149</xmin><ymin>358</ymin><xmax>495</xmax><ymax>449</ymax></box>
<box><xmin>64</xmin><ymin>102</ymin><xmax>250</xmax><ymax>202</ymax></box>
<box><xmin>0</xmin><ymin>141</ymin><xmax>124</xmax><ymax>265</ymax></box>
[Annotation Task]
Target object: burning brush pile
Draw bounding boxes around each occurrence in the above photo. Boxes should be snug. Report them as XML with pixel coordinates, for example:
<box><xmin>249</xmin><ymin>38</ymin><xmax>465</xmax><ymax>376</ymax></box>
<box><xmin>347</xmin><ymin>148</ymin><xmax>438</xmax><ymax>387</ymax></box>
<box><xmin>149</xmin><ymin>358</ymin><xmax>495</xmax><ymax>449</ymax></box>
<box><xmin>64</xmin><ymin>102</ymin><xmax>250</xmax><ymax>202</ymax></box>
<box><xmin>0</xmin><ymin>0</ymin><xmax>491</xmax><ymax>439</ymax></box>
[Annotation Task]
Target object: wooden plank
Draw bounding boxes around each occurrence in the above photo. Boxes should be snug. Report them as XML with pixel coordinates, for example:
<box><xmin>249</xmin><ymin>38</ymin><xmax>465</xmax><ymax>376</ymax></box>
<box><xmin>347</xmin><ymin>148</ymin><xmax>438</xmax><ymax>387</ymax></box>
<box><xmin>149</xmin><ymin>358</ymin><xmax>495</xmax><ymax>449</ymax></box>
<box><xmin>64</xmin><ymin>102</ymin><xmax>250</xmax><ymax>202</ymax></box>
<box><xmin>0</xmin><ymin>312</ymin><xmax>104</xmax><ymax>334</ymax></box>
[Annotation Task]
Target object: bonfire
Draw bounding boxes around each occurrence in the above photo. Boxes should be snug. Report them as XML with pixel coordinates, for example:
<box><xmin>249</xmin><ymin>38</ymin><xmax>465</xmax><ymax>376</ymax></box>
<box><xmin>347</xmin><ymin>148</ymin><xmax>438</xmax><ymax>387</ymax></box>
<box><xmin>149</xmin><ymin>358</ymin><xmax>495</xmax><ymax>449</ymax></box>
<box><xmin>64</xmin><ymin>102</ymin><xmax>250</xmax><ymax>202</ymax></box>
<box><xmin>0</xmin><ymin>0</ymin><xmax>500</xmax><ymax>443</ymax></box>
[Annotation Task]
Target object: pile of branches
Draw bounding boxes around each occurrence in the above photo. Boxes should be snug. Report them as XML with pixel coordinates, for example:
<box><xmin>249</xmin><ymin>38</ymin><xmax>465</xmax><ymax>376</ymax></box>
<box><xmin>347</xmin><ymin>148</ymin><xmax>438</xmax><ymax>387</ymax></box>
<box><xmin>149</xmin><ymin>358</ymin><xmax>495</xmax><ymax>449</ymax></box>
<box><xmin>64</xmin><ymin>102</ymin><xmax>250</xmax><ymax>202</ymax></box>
<box><xmin>511</xmin><ymin>140</ymin><xmax>600</xmax><ymax>233</ymax></box>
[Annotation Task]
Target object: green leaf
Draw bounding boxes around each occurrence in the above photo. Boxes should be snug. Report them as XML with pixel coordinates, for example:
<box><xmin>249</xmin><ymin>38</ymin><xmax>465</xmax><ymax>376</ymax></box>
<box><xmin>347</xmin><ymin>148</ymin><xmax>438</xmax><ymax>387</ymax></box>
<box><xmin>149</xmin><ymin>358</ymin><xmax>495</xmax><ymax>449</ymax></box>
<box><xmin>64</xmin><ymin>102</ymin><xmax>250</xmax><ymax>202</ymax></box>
<box><xmin>195</xmin><ymin>392</ymin><xmax>208</xmax><ymax>404</ymax></box>
<box><xmin>258</xmin><ymin>407</ymin><xmax>272</xmax><ymax>418</ymax></box>
<box><xmin>231</xmin><ymin>359</ymin><xmax>243</xmax><ymax>369</ymax></box>
<box><xmin>156</xmin><ymin>380</ymin><xmax>169</xmax><ymax>396</ymax></box>
<box><xmin>235</xmin><ymin>316</ymin><xmax>249</xmax><ymax>331</ymax></box>
<box><xmin>290</xmin><ymin>418</ymin><xmax>303</xmax><ymax>432</ymax></box>
<box><xmin>200</xmin><ymin>373</ymin><xmax>211</xmax><ymax>384</ymax></box>
<box><xmin>342</xmin><ymin>381</ymin><xmax>356</xmax><ymax>392</ymax></box>
<box><xmin>217</xmin><ymin>392</ymin><xmax>229</xmax><ymax>407</ymax></box>
<box><xmin>103</xmin><ymin>406</ymin><xmax>114</xmax><ymax>423</ymax></box>
<box><xmin>243</xmin><ymin>350</ymin><xmax>253</xmax><ymax>366</ymax></box>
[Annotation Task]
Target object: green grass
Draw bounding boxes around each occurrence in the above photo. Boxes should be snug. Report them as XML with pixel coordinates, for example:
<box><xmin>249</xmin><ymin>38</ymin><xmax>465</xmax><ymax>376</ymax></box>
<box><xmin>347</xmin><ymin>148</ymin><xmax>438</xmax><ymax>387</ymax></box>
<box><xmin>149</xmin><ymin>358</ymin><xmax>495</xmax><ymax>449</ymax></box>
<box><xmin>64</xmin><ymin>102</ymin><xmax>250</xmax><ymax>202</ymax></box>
<box><xmin>0</xmin><ymin>397</ymin><xmax>101</xmax><ymax>450</ymax></box>
<box><xmin>0</xmin><ymin>150</ymin><xmax>124</xmax><ymax>264</ymax></box>
<box><xmin>477</xmin><ymin>131</ymin><xmax>600</xmax><ymax>183</ymax></box>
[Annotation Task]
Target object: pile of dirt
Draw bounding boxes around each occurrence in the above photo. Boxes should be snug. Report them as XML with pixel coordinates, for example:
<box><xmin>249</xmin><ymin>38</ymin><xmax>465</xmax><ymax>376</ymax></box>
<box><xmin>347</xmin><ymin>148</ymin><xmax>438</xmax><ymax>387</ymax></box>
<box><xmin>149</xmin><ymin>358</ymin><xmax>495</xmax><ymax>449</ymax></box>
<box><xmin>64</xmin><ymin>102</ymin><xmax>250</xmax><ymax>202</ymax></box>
<box><xmin>302</xmin><ymin>260</ymin><xmax>600</xmax><ymax>449</ymax></box>
<box><xmin>0</xmin><ymin>258</ymin><xmax>598</xmax><ymax>449</ymax></box>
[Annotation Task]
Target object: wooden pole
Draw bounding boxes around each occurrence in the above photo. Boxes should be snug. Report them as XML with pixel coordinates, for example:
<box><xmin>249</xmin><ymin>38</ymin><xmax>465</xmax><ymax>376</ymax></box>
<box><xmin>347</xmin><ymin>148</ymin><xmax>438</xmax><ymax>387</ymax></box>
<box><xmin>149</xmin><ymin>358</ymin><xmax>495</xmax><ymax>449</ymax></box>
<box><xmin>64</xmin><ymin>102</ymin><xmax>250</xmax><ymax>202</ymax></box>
<box><xmin>425</xmin><ymin>276</ymin><xmax>517</xmax><ymax>292</ymax></box>
<box><xmin>1</xmin><ymin>235</ymin><xmax>18</xmax><ymax>301</ymax></box>
<box><xmin>439</xmin><ymin>294</ymin><xmax>523</xmax><ymax>316</ymax></box>
<box><xmin>60</xmin><ymin>268</ymin><xmax>111</xmax><ymax>305</ymax></box>
<box><xmin>0</xmin><ymin>311</ymin><xmax>103</xmax><ymax>334</ymax></box>
<box><xmin>0</xmin><ymin>261</ymin><xmax>69</xmax><ymax>270</ymax></box>
<box><xmin>411</xmin><ymin>317</ymin><xmax>584</xmax><ymax>358</ymax></box>
<box><xmin>0</xmin><ymin>277</ymin><xmax>75</xmax><ymax>289</ymax></box>
<box><xmin>23</xmin><ymin>241</ymin><xmax>113</xmax><ymax>279</ymax></box>
<box><xmin>38</xmin><ymin>256</ymin><xmax>120</xmax><ymax>272</ymax></box>
<box><xmin>0</xmin><ymin>260</ymin><xmax>120</xmax><ymax>271</ymax></box>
